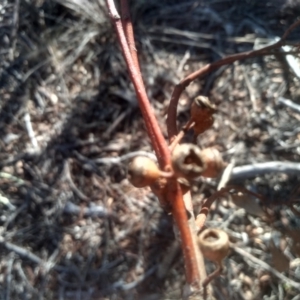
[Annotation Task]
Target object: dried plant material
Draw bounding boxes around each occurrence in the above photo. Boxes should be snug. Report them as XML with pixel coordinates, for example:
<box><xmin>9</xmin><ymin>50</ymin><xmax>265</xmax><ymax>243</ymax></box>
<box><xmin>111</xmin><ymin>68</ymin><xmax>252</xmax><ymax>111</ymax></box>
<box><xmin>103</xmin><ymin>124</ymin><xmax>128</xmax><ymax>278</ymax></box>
<box><xmin>291</xmin><ymin>243</ymin><xmax>300</xmax><ymax>258</ymax></box>
<box><xmin>246</xmin><ymin>226</ymin><xmax>264</xmax><ymax>238</ymax></box>
<box><xmin>259</xmin><ymin>274</ymin><xmax>271</xmax><ymax>288</ymax></box>
<box><xmin>200</xmin><ymin>147</ymin><xmax>226</xmax><ymax>178</ymax></box>
<box><xmin>269</xmin><ymin>240</ymin><xmax>290</xmax><ymax>272</ymax></box>
<box><xmin>239</xmin><ymin>273</ymin><xmax>253</xmax><ymax>287</ymax></box>
<box><xmin>291</xmin><ymin>205</ymin><xmax>300</xmax><ymax>216</ymax></box>
<box><xmin>284</xmin><ymin>228</ymin><xmax>300</xmax><ymax>244</ymax></box>
<box><xmin>231</xmin><ymin>193</ymin><xmax>265</xmax><ymax>218</ymax></box>
<box><xmin>190</xmin><ymin>96</ymin><xmax>216</xmax><ymax>136</ymax></box>
<box><xmin>171</xmin><ymin>144</ymin><xmax>206</xmax><ymax>180</ymax></box>
<box><xmin>128</xmin><ymin>156</ymin><xmax>161</xmax><ymax>188</ymax></box>
<box><xmin>197</xmin><ymin>228</ymin><xmax>229</xmax><ymax>264</ymax></box>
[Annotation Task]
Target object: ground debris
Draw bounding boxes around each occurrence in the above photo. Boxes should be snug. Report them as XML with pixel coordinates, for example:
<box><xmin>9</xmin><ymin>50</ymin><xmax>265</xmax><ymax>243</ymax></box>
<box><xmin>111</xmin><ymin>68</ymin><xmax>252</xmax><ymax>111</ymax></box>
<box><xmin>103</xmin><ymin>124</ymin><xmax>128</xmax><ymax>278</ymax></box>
<box><xmin>0</xmin><ymin>0</ymin><xmax>299</xmax><ymax>299</ymax></box>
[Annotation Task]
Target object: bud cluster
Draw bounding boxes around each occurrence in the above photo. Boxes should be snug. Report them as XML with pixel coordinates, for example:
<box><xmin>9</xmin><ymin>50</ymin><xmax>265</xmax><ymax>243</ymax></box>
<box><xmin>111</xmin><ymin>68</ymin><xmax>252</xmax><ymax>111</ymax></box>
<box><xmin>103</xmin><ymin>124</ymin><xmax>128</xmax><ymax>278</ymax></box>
<box><xmin>127</xmin><ymin>96</ymin><xmax>226</xmax><ymax>209</ymax></box>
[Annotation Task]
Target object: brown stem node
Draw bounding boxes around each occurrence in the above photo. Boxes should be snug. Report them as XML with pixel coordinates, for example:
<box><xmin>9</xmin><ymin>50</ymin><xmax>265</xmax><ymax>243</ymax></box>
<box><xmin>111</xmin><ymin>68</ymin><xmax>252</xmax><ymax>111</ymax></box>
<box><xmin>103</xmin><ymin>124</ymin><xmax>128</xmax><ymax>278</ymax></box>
<box><xmin>172</xmin><ymin>144</ymin><xmax>207</xmax><ymax>180</ymax></box>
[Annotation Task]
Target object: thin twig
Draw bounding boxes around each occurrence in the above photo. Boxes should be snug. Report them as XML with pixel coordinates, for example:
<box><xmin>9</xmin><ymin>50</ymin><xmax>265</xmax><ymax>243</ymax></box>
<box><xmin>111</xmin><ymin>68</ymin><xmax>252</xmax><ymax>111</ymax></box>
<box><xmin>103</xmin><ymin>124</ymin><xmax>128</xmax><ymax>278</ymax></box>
<box><xmin>177</xmin><ymin>50</ymin><xmax>191</xmax><ymax>73</ymax></box>
<box><xmin>242</xmin><ymin>65</ymin><xmax>258</xmax><ymax>111</ymax></box>
<box><xmin>0</xmin><ymin>236</ymin><xmax>42</xmax><ymax>265</ymax></box>
<box><xmin>278</xmin><ymin>97</ymin><xmax>300</xmax><ymax>114</ymax></box>
<box><xmin>107</xmin><ymin>266</ymin><xmax>157</xmax><ymax>292</ymax></box>
<box><xmin>169</xmin><ymin>119</ymin><xmax>195</xmax><ymax>152</ymax></box>
<box><xmin>233</xmin><ymin>246</ymin><xmax>300</xmax><ymax>291</ymax></box>
<box><xmin>64</xmin><ymin>160</ymin><xmax>89</xmax><ymax>201</ymax></box>
<box><xmin>167</xmin><ymin>19</ymin><xmax>300</xmax><ymax>141</ymax></box>
<box><xmin>196</xmin><ymin>188</ymin><xmax>231</xmax><ymax>232</ymax></box>
<box><xmin>217</xmin><ymin>159</ymin><xmax>235</xmax><ymax>190</ymax></box>
<box><xmin>103</xmin><ymin>108</ymin><xmax>131</xmax><ymax>137</ymax></box>
<box><xmin>24</xmin><ymin>112</ymin><xmax>39</xmax><ymax>150</ymax></box>
<box><xmin>195</xmin><ymin>185</ymin><xmax>262</xmax><ymax>232</ymax></box>
<box><xmin>0</xmin><ymin>192</ymin><xmax>16</xmax><ymax>210</ymax></box>
<box><xmin>0</xmin><ymin>172</ymin><xmax>25</xmax><ymax>186</ymax></box>
<box><xmin>9</xmin><ymin>0</ymin><xmax>20</xmax><ymax>60</ymax></box>
<box><xmin>230</xmin><ymin>161</ymin><xmax>300</xmax><ymax>180</ymax></box>
<box><xmin>282</xmin><ymin>45</ymin><xmax>300</xmax><ymax>79</ymax></box>
<box><xmin>202</xmin><ymin>264</ymin><xmax>223</xmax><ymax>288</ymax></box>
<box><xmin>147</xmin><ymin>26</ymin><xmax>298</xmax><ymax>45</ymax></box>
<box><xmin>157</xmin><ymin>240</ymin><xmax>180</xmax><ymax>279</ymax></box>
<box><xmin>0</xmin><ymin>236</ymin><xmax>67</xmax><ymax>273</ymax></box>
<box><xmin>120</xmin><ymin>0</ymin><xmax>141</xmax><ymax>75</ymax></box>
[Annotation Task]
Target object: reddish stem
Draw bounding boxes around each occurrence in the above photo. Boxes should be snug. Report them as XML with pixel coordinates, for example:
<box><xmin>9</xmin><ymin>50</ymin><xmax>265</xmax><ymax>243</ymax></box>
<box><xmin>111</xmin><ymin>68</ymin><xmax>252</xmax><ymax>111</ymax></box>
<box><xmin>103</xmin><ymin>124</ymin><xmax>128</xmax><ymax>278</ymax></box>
<box><xmin>119</xmin><ymin>0</ymin><xmax>163</xmax><ymax>158</ymax></box>
<box><xmin>167</xmin><ymin>19</ymin><xmax>300</xmax><ymax>141</ymax></box>
<box><xmin>203</xmin><ymin>264</ymin><xmax>223</xmax><ymax>287</ymax></box>
<box><xmin>169</xmin><ymin>119</ymin><xmax>195</xmax><ymax>151</ymax></box>
<box><xmin>168</xmin><ymin>179</ymin><xmax>200</xmax><ymax>286</ymax></box>
<box><xmin>120</xmin><ymin>0</ymin><xmax>141</xmax><ymax>74</ymax></box>
<box><xmin>196</xmin><ymin>187</ymin><xmax>231</xmax><ymax>232</ymax></box>
<box><xmin>106</xmin><ymin>0</ymin><xmax>170</xmax><ymax>168</ymax></box>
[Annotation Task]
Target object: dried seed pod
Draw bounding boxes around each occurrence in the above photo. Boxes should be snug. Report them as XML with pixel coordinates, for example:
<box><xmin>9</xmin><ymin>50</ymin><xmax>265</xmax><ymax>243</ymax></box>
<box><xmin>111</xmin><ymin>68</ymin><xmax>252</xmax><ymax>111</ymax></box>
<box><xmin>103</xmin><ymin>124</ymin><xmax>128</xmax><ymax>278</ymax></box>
<box><xmin>128</xmin><ymin>156</ymin><xmax>161</xmax><ymax>188</ymax></box>
<box><xmin>198</xmin><ymin>228</ymin><xmax>229</xmax><ymax>264</ymax></box>
<box><xmin>200</xmin><ymin>147</ymin><xmax>226</xmax><ymax>178</ymax></box>
<box><xmin>171</xmin><ymin>144</ymin><xmax>207</xmax><ymax>180</ymax></box>
<box><xmin>191</xmin><ymin>96</ymin><xmax>216</xmax><ymax>135</ymax></box>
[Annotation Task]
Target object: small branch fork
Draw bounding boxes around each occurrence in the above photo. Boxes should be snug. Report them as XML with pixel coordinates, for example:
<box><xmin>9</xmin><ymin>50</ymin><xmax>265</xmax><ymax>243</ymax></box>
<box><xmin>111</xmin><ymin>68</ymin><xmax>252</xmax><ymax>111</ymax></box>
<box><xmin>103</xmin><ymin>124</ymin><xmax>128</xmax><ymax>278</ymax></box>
<box><xmin>167</xmin><ymin>19</ymin><xmax>300</xmax><ymax>142</ymax></box>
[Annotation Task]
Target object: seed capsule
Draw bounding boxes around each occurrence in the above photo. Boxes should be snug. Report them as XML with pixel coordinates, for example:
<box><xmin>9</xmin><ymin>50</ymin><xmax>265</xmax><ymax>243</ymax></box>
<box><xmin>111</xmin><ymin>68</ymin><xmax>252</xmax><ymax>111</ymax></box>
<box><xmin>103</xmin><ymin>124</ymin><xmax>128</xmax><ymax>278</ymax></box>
<box><xmin>198</xmin><ymin>228</ymin><xmax>229</xmax><ymax>264</ymax></box>
<box><xmin>191</xmin><ymin>96</ymin><xmax>216</xmax><ymax>135</ymax></box>
<box><xmin>200</xmin><ymin>147</ymin><xmax>226</xmax><ymax>178</ymax></box>
<box><xmin>128</xmin><ymin>156</ymin><xmax>161</xmax><ymax>188</ymax></box>
<box><xmin>171</xmin><ymin>144</ymin><xmax>207</xmax><ymax>180</ymax></box>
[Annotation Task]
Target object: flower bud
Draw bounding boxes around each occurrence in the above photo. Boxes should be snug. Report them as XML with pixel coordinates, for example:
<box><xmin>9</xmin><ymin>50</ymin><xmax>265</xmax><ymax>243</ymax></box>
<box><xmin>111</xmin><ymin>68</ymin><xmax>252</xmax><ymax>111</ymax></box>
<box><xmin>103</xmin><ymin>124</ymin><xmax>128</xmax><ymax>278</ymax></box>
<box><xmin>128</xmin><ymin>156</ymin><xmax>161</xmax><ymax>188</ymax></box>
<box><xmin>198</xmin><ymin>228</ymin><xmax>229</xmax><ymax>264</ymax></box>
<box><xmin>200</xmin><ymin>148</ymin><xmax>226</xmax><ymax>178</ymax></box>
<box><xmin>171</xmin><ymin>144</ymin><xmax>207</xmax><ymax>180</ymax></box>
<box><xmin>191</xmin><ymin>96</ymin><xmax>216</xmax><ymax>135</ymax></box>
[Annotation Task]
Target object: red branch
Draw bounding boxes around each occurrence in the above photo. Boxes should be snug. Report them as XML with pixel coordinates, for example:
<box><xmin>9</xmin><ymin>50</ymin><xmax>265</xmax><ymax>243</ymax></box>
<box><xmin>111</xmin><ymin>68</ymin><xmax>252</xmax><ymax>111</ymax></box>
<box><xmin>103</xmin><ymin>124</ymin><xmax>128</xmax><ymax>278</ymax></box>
<box><xmin>106</xmin><ymin>0</ymin><xmax>170</xmax><ymax>168</ymax></box>
<box><xmin>168</xmin><ymin>180</ymin><xmax>200</xmax><ymax>286</ymax></box>
<box><xmin>120</xmin><ymin>0</ymin><xmax>141</xmax><ymax>74</ymax></box>
<box><xmin>167</xmin><ymin>19</ymin><xmax>300</xmax><ymax>142</ymax></box>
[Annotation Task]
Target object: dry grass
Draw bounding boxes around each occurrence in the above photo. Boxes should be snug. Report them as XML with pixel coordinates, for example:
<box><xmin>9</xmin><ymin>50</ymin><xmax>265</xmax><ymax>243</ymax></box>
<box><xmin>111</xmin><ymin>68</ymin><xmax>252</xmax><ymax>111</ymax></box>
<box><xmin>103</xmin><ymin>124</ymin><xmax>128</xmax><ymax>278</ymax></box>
<box><xmin>0</xmin><ymin>0</ymin><xmax>300</xmax><ymax>299</ymax></box>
